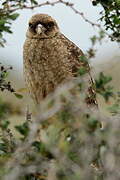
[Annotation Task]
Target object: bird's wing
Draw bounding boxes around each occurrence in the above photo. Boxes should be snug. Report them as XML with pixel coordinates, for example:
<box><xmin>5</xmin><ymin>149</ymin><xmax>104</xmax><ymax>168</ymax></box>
<box><xmin>59</xmin><ymin>33</ymin><xmax>90</xmax><ymax>76</ymax></box>
<box><xmin>59</xmin><ymin>34</ymin><xmax>97</xmax><ymax>106</ymax></box>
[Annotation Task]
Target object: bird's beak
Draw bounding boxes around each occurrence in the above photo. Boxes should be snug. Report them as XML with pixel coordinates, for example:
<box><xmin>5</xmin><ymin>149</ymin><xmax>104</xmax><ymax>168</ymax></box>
<box><xmin>36</xmin><ymin>24</ymin><xmax>43</xmax><ymax>34</ymax></box>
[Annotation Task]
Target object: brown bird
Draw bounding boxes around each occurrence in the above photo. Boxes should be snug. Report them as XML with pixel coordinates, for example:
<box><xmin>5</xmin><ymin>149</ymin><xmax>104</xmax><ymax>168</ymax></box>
<box><xmin>23</xmin><ymin>13</ymin><xmax>97</xmax><ymax>105</ymax></box>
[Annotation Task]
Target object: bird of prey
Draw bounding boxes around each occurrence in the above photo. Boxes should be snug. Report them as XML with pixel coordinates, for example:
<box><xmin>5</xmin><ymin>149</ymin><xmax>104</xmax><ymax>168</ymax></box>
<box><xmin>23</xmin><ymin>14</ymin><xmax>97</xmax><ymax>105</ymax></box>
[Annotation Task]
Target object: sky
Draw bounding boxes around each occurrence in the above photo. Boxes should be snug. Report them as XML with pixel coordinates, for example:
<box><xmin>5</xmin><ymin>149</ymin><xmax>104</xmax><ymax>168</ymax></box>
<box><xmin>0</xmin><ymin>0</ymin><xmax>119</xmax><ymax>77</ymax></box>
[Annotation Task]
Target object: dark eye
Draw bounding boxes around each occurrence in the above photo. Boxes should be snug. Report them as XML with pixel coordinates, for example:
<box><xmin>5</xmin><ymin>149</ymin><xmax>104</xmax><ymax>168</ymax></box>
<box><xmin>29</xmin><ymin>23</ymin><xmax>34</xmax><ymax>28</ymax></box>
<box><xmin>46</xmin><ymin>22</ymin><xmax>54</xmax><ymax>29</ymax></box>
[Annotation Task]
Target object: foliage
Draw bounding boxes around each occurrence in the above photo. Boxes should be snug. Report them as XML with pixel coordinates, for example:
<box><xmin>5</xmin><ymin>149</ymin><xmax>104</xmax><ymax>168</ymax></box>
<box><xmin>95</xmin><ymin>72</ymin><xmax>114</xmax><ymax>101</ymax></box>
<box><xmin>92</xmin><ymin>0</ymin><xmax>120</xmax><ymax>42</ymax></box>
<box><xmin>0</xmin><ymin>10</ymin><xmax>19</xmax><ymax>46</ymax></box>
<box><xmin>0</xmin><ymin>0</ymin><xmax>120</xmax><ymax>46</ymax></box>
<box><xmin>0</xmin><ymin>63</ymin><xmax>23</xmax><ymax>99</ymax></box>
<box><xmin>0</xmin><ymin>61</ymin><xmax>118</xmax><ymax>180</ymax></box>
<box><xmin>0</xmin><ymin>1</ymin><xmax>120</xmax><ymax>180</ymax></box>
<box><xmin>0</xmin><ymin>0</ymin><xmax>38</xmax><ymax>46</ymax></box>
<box><xmin>0</xmin><ymin>64</ymin><xmax>14</xmax><ymax>92</ymax></box>
<box><xmin>0</xmin><ymin>79</ymin><xmax>120</xmax><ymax>180</ymax></box>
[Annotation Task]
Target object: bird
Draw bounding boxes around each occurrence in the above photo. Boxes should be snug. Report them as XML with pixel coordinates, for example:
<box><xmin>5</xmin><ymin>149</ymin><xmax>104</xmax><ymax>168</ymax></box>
<box><xmin>23</xmin><ymin>13</ymin><xmax>97</xmax><ymax>105</ymax></box>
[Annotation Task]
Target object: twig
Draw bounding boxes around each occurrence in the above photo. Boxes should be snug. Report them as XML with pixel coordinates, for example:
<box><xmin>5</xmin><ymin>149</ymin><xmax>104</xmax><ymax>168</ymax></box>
<box><xmin>1</xmin><ymin>0</ymin><xmax>114</xmax><ymax>40</ymax></box>
<box><xmin>26</xmin><ymin>105</ymin><xmax>32</xmax><ymax>122</ymax></box>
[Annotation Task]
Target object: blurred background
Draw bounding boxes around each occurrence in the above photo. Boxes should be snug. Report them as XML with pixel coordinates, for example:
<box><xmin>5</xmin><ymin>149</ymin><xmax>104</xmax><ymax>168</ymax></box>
<box><xmin>0</xmin><ymin>0</ymin><xmax>120</xmax><ymax>132</ymax></box>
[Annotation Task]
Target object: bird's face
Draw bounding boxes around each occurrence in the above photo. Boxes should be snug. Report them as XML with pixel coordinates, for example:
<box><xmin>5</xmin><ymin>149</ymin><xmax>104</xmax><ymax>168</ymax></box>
<box><xmin>27</xmin><ymin>14</ymin><xmax>60</xmax><ymax>39</ymax></box>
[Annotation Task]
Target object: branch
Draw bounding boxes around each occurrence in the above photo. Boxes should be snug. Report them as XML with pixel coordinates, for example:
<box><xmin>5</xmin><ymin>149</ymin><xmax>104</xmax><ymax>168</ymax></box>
<box><xmin>1</xmin><ymin>0</ymin><xmax>115</xmax><ymax>41</ymax></box>
<box><xmin>1</xmin><ymin>0</ymin><xmax>101</xmax><ymax>28</ymax></box>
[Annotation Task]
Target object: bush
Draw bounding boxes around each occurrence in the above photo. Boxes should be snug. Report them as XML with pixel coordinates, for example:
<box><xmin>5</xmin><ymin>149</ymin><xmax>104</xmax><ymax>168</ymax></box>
<box><xmin>0</xmin><ymin>1</ymin><xmax>120</xmax><ymax>180</ymax></box>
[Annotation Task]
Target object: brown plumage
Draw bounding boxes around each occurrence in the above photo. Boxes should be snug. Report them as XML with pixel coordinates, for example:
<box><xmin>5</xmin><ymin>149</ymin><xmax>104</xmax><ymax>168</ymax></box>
<box><xmin>23</xmin><ymin>13</ymin><xmax>97</xmax><ymax>105</ymax></box>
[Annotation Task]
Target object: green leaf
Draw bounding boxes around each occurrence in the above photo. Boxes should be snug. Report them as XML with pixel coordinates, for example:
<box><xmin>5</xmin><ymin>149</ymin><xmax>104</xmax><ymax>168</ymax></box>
<box><xmin>14</xmin><ymin>93</ymin><xmax>23</xmax><ymax>99</ymax></box>
<box><xmin>68</xmin><ymin>151</ymin><xmax>78</xmax><ymax>162</ymax></box>
<box><xmin>95</xmin><ymin>72</ymin><xmax>114</xmax><ymax>101</ymax></box>
<box><xmin>78</xmin><ymin>67</ymin><xmax>87</xmax><ymax>76</ymax></box>
<box><xmin>32</xmin><ymin>141</ymin><xmax>46</xmax><ymax>152</ymax></box>
<box><xmin>0</xmin><ymin>20</ymin><xmax>6</xmax><ymax>25</ymax></box>
<box><xmin>1</xmin><ymin>71</ymin><xmax>9</xmax><ymax>79</ymax></box>
<box><xmin>30</xmin><ymin>0</ymin><xmax>38</xmax><ymax>5</ymax></box>
<box><xmin>100</xmin><ymin>86</ymin><xmax>113</xmax><ymax>102</ymax></box>
<box><xmin>79</xmin><ymin>56</ymin><xmax>88</xmax><ymax>63</ymax></box>
<box><xmin>15</xmin><ymin>122</ymin><xmax>29</xmax><ymax>137</ymax></box>
<box><xmin>0</xmin><ymin>143</ymin><xmax>7</xmax><ymax>152</ymax></box>
<box><xmin>90</xmin><ymin>35</ymin><xmax>97</xmax><ymax>45</ymax></box>
<box><xmin>32</xmin><ymin>141</ymin><xmax>53</xmax><ymax>158</ymax></box>
<box><xmin>0</xmin><ymin>120</ymin><xmax>10</xmax><ymax>130</ymax></box>
<box><xmin>113</xmin><ymin>16</ymin><xmax>120</xmax><ymax>24</ymax></box>
<box><xmin>8</xmin><ymin>13</ymin><xmax>19</xmax><ymax>20</ymax></box>
<box><xmin>95</xmin><ymin>72</ymin><xmax>112</xmax><ymax>89</ymax></box>
<box><xmin>2</xmin><ymin>26</ymin><xmax>12</xmax><ymax>33</ymax></box>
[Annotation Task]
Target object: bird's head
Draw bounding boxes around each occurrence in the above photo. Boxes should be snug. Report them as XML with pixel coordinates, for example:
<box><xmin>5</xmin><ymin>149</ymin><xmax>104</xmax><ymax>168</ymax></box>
<box><xmin>27</xmin><ymin>14</ymin><xmax>60</xmax><ymax>39</ymax></box>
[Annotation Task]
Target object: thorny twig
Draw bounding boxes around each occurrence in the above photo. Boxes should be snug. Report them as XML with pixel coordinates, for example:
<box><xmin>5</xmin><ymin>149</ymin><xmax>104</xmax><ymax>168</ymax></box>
<box><xmin>0</xmin><ymin>0</ymin><xmax>115</xmax><ymax>40</ymax></box>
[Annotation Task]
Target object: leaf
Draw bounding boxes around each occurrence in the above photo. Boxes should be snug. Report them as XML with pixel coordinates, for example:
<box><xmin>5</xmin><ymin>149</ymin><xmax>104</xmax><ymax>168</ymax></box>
<box><xmin>15</xmin><ymin>122</ymin><xmax>29</xmax><ymax>137</ymax></box>
<box><xmin>0</xmin><ymin>143</ymin><xmax>7</xmax><ymax>152</ymax></box>
<box><xmin>2</xmin><ymin>26</ymin><xmax>12</xmax><ymax>33</ymax></box>
<box><xmin>32</xmin><ymin>141</ymin><xmax>46</xmax><ymax>152</ymax></box>
<box><xmin>14</xmin><ymin>93</ymin><xmax>23</xmax><ymax>99</ymax></box>
<box><xmin>1</xmin><ymin>71</ymin><xmax>9</xmax><ymax>79</ymax></box>
<box><xmin>0</xmin><ymin>20</ymin><xmax>6</xmax><ymax>25</ymax></box>
<box><xmin>113</xmin><ymin>16</ymin><xmax>120</xmax><ymax>24</ymax></box>
<box><xmin>30</xmin><ymin>0</ymin><xmax>38</xmax><ymax>5</ymax></box>
<box><xmin>0</xmin><ymin>120</ymin><xmax>10</xmax><ymax>130</ymax></box>
<box><xmin>79</xmin><ymin>56</ymin><xmax>88</xmax><ymax>63</ymax></box>
<box><xmin>90</xmin><ymin>35</ymin><xmax>97</xmax><ymax>45</ymax></box>
<box><xmin>8</xmin><ymin>13</ymin><xmax>19</xmax><ymax>20</ymax></box>
<box><xmin>95</xmin><ymin>72</ymin><xmax>112</xmax><ymax>89</ymax></box>
<box><xmin>78</xmin><ymin>67</ymin><xmax>87</xmax><ymax>76</ymax></box>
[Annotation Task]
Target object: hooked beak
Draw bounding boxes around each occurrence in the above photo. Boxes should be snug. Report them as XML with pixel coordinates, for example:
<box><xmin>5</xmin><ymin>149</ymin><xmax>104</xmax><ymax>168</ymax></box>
<box><xmin>35</xmin><ymin>24</ymin><xmax>46</xmax><ymax>34</ymax></box>
<box><xmin>36</xmin><ymin>24</ymin><xmax>42</xmax><ymax>34</ymax></box>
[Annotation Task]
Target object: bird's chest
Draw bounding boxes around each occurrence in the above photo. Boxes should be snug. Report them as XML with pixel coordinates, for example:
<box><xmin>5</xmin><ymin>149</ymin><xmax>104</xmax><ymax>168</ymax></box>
<box><xmin>24</xmin><ymin>38</ymin><xmax>68</xmax><ymax>79</ymax></box>
<box><xmin>24</xmin><ymin>38</ymin><xmax>43</xmax><ymax>65</ymax></box>
<box><xmin>24</xmin><ymin>39</ymin><xmax>46</xmax><ymax>77</ymax></box>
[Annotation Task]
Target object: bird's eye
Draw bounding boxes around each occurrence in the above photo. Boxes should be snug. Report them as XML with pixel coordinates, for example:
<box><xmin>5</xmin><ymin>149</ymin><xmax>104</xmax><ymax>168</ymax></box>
<box><xmin>29</xmin><ymin>23</ymin><xmax>34</xmax><ymax>28</ymax></box>
<box><xmin>46</xmin><ymin>22</ymin><xmax>54</xmax><ymax>29</ymax></box>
